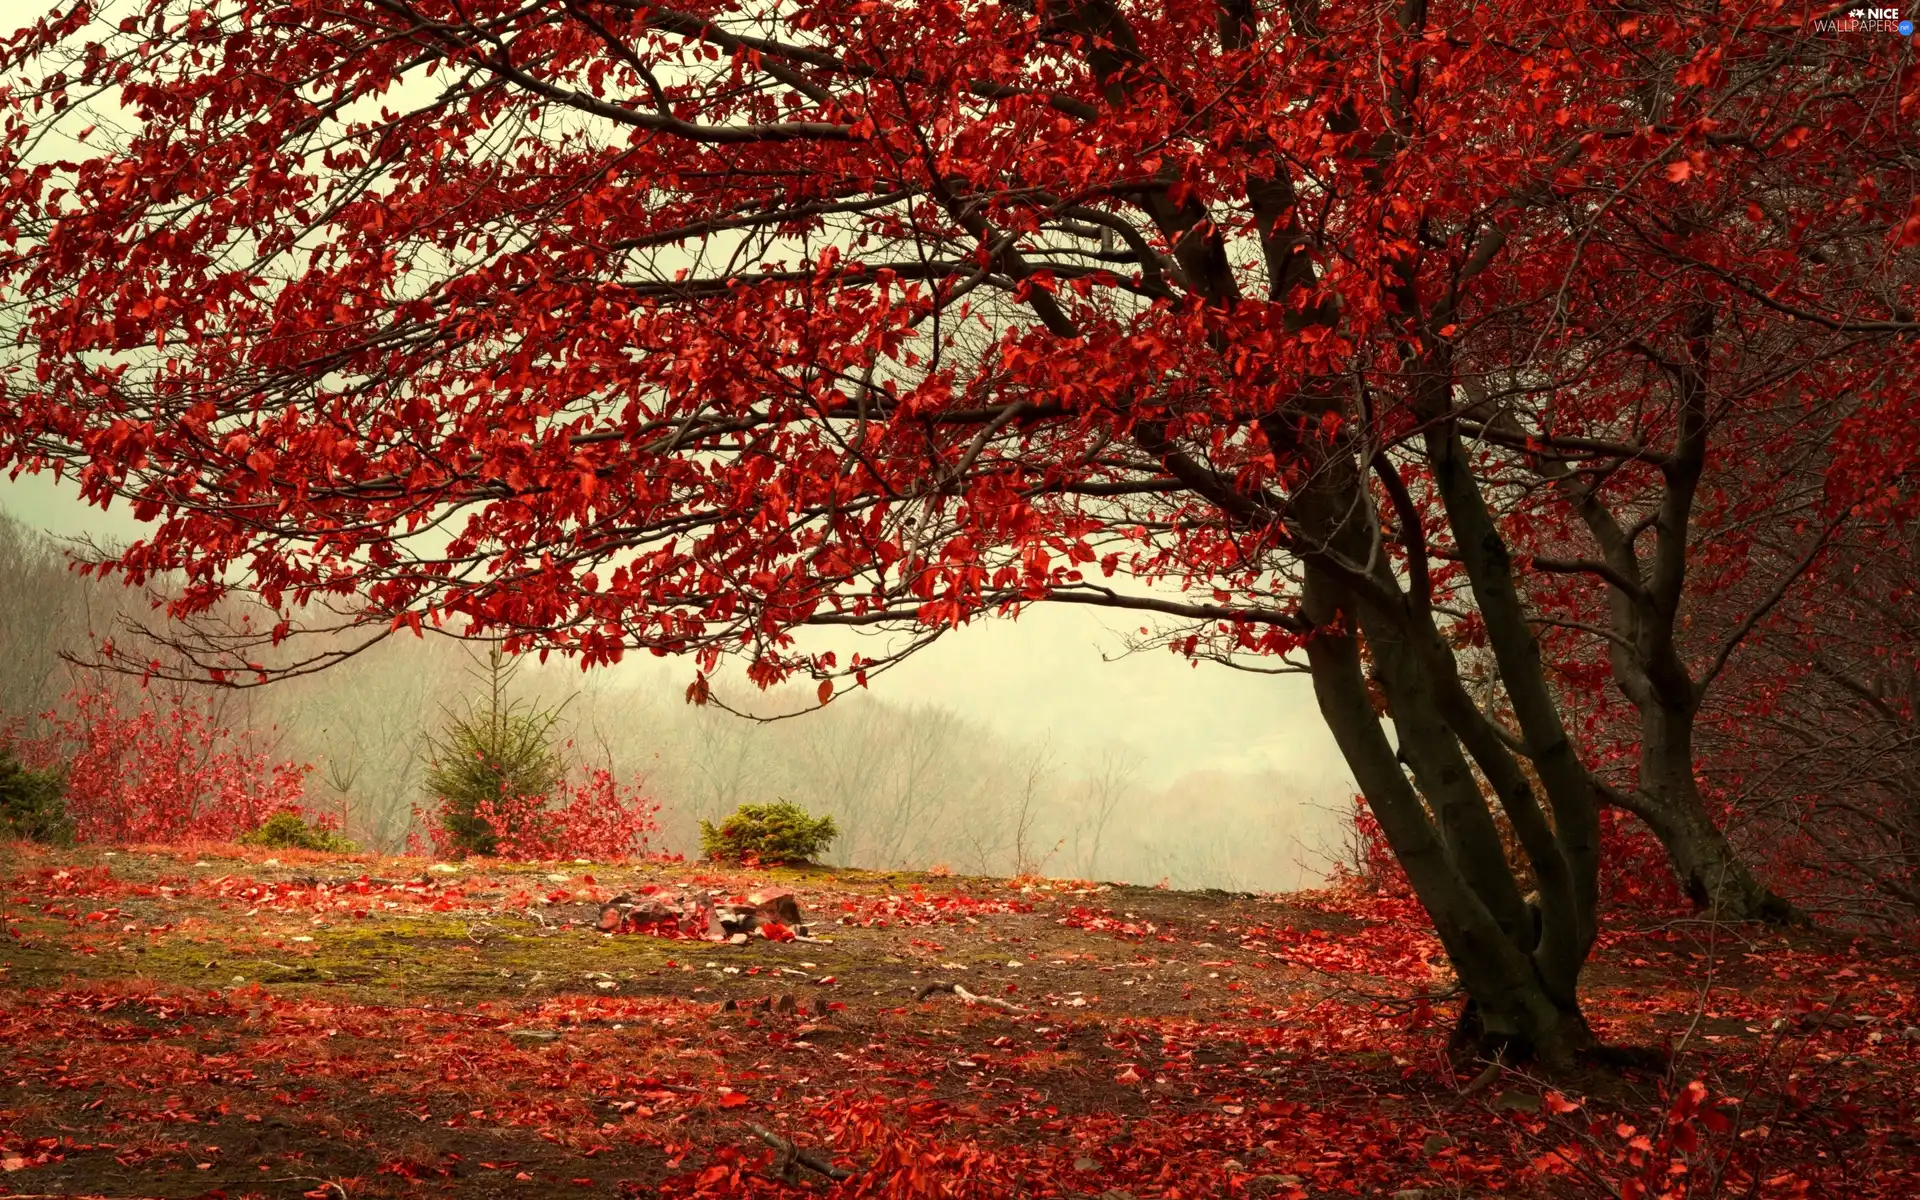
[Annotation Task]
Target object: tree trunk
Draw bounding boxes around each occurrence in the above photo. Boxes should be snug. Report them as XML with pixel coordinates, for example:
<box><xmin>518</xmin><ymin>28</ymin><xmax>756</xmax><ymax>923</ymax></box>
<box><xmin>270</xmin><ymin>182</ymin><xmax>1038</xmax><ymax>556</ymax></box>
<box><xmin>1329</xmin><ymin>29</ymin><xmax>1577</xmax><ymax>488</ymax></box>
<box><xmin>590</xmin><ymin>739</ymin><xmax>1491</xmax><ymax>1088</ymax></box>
<box><xmin>1448</xmin><ymin>995</ymin><xmax>1594</xmax><ymax>1066</ymax></box>
<box><xmin>1626</xmin><ymin>699</ymin><xmax>1800</xmax><ymax>923</ymax></box>
<box><xmin>1614</xmin><ymin>786</ymin><xmax>1799</xmax><ymax>923</ymax></box>
<box><xmin>1300</xmin><ymin>564</ymin><xmax>1598</xmax><ymax>1069</ymax></box>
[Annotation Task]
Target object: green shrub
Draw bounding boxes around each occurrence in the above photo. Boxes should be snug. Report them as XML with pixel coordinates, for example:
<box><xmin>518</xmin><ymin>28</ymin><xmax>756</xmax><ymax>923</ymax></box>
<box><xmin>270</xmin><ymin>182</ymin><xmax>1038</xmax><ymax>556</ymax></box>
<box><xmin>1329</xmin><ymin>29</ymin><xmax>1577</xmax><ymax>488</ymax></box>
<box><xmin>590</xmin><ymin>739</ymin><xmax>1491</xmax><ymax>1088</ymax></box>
<box><xmin>700</xmin><ymin>801</ymin><xmax>838</xmax><ymax>864</ymax></box>
<box><xmin>239</xmin><ymin>809</ymin><xmax>358</xmax><ymax>853</ymax></box>
<box><xmin>424</xmin><ymin>709</ymin><xmax>565</xmax><ymax>858</ymax></box>
<box><xmin>0</xmin><ymin>747</ymin><xmax>70</xmax><ymax>845</ymax></box>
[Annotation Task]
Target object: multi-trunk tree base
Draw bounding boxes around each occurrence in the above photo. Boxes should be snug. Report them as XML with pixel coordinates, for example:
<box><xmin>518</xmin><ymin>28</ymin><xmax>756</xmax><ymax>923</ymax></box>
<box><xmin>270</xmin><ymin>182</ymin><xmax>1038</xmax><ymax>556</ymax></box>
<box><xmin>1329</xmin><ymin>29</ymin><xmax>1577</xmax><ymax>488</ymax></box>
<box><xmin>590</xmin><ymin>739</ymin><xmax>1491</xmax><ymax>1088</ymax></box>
<box><xmin>1447</xmin><ymin>997</ymin><xmax>1594</xmax><ymax>1070</ymax></box>
<box><xmin>1446</xmin><ymin>998</ymin><xmax>1668</xmax><ymax>1076</ymax></box>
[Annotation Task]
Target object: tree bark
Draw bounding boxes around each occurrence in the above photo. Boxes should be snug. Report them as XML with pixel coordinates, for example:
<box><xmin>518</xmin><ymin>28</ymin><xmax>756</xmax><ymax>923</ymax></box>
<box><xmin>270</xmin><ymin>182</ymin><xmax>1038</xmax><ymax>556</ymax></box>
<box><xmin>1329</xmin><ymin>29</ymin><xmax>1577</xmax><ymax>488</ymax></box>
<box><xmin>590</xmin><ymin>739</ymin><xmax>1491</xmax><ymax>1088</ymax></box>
<box><xmin>1301</xmin><ymin>563</ymin><xmax>1596</xmax><ymax>1067</ymax></box>
<box><xmin>1609</xmin><ymin>759</ymin><xmax>1800</xmax><ymax>923</ymax></box>
<box><xmin>1634</xmin><ymin>795</ymin><xmax>1795</xmax><ymax>922</ymax></box>
<box><xmin>1511</xmin><ymin>306</ymin><xmax>1795</xmax><ymax>925</ymax></box>
<box><xmin>1611</xmin><ymin>642</ymin><xmax>1800</xmax><ymax>923</ymax></box>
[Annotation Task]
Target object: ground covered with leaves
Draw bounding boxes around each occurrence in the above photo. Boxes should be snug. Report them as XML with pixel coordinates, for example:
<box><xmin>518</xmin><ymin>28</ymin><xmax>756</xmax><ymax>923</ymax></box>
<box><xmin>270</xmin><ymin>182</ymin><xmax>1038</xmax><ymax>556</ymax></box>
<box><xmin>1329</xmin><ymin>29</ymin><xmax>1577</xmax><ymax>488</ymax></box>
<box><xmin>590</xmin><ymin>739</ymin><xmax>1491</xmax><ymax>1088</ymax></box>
<box><xmin>1</xmin><ymin>843</ymin><xmax>1916</xmax><ymax>1200</ymax></box>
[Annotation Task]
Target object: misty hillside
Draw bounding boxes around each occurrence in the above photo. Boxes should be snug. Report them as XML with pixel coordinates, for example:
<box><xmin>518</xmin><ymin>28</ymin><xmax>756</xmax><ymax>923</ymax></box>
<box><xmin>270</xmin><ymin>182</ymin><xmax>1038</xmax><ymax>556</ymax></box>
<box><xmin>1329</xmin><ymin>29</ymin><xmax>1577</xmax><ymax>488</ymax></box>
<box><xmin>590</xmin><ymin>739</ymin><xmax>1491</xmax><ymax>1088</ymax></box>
<box><xmin>0</xmin><ymin>508</ymin><xmax>1345</xmax><ymax>892</ymax></box>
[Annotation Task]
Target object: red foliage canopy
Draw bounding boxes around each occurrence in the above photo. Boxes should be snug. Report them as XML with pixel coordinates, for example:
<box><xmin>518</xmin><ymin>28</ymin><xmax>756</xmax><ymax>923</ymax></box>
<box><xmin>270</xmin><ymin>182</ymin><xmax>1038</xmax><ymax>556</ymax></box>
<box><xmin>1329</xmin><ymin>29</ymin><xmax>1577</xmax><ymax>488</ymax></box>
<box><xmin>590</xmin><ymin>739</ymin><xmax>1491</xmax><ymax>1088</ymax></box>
<box><xmin>0</xmin><ymin>0</ymin><xmax>1911</xmax><ymax>690</ymax></box>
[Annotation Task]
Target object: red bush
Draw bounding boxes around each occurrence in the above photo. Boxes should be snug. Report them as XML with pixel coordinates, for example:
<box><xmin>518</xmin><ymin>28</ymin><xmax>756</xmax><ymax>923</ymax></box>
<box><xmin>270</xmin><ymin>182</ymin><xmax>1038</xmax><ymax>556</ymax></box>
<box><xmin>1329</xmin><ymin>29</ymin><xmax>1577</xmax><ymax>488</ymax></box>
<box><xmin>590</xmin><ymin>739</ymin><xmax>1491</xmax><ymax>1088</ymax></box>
<box><xmin>414</xmin><ymin>767</ymin><xmax>660</xmax><ymax>862</ymax></box>
<box><xmin>1333</xmin><ymin>794</ymin><xmax>1410</xmax><ymax>897</ymax></box>
<box><xmin>18</xmin><ymin>684</ymin><xmax>310</xmax><ymax>844</ymax></box>
<box><xmin>1597</xmin><ymin>807</ymin><xmax>1684</xmax><ymax>911</ymax></box>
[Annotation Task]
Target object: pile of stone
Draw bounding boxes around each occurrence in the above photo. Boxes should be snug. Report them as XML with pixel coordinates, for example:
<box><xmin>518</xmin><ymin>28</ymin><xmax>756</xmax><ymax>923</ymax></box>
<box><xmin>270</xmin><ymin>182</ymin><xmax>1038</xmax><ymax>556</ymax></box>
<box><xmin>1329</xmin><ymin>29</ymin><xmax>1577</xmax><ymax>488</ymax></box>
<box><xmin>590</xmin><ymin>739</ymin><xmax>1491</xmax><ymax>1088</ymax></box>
<box><xmin>597</xmin><ymin>887</ymin><xmax>809</xmax><ymax>943</ymax></box>
<box><xmin>720</xmin><ymin>993</ymin><xmax>819</xmax><ymax>1016</ymax></box>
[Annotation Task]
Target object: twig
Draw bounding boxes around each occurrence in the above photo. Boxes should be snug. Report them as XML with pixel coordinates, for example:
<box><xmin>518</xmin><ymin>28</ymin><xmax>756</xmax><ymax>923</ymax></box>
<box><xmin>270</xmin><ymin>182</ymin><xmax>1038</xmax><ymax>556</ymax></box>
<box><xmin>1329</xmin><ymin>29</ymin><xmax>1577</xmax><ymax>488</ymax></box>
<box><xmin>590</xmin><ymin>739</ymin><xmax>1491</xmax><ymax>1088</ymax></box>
<box><xmin>271</xmin><ymin>1177</ymin><xmax>350</xmax><ymax>1200</ymax></box>
<box><xmin>743</xmin><ymin>1122</ymin><xmax>852</xmax><ymax>1181</ymax></box>
<box><xmin>913</xmin><ymin>980</ymin><xmax>1028</xmax><ymax>1013</ymax></box>
<box><xmin>517</xmin><ymin>907</ymin><xmax>552</xmax><ymax>930</ymax></box>
<box><xmin>1458</xmin><ymin>1061</ymin><xmax>1503</xmax><ymax>1097</ymax></box>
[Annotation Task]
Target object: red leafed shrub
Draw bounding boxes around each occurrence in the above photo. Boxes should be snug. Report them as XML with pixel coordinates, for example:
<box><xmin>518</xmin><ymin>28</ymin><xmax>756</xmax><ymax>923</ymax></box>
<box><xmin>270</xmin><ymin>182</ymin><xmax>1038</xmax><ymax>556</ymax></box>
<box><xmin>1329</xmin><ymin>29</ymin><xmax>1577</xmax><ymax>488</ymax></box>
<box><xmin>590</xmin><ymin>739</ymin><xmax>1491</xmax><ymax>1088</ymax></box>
<box><xmin>1597</xmin><ymin>807</ymin><xmax>1684</xmax><ymax>912</ymax></box>
<box><xmin>415</xmin><ymin>767</ymin><xmax>660</xmax><ymax>862</ymax></box>
<box><xmin>18</xmin><ymin>684</ymin><xmax>310</xmax><ymax>844</ymax></box>
<box><xmin>1332</xmin><ymin>794</ymin><xmax>1411</xmax><ymax>897</ymax></box>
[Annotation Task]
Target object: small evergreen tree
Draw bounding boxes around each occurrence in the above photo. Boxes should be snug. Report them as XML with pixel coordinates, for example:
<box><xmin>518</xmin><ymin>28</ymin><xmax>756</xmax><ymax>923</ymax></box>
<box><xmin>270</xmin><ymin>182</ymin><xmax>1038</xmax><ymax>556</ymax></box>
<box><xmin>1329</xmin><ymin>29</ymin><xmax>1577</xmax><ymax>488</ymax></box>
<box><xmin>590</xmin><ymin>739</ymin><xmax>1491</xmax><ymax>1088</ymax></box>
<box><xmin>0</xmin><ymin>745</ymin><xmax>70</xmax><ymax>845</ymax></box>
<box><xmin>422</xmin><ymin>646</ymin><xmax>565</xmax><ymax>858</ymax></box>
<box><xmin>239</xmin><ymin>810</ymin><xmax>358</xmax><ymax>853</ymax></box>
<box><xmin>701</xmin><ymin>801</ymin><xmax>838</xmax><ymax>864</ymax></box>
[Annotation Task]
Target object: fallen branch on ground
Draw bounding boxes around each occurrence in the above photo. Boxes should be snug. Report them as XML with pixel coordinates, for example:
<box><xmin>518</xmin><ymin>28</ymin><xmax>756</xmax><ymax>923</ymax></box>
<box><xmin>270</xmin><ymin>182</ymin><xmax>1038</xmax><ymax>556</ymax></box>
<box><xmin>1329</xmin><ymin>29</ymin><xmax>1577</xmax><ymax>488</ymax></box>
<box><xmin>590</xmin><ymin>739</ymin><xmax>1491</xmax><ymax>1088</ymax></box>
<box><xmin>914</xmin><ymin>980</ymin><xmax>1027</xmax><ymax>1013</ymax></box>
<box><xmin>1459</xmin><ymin>1061</ymin><xmax>1503</xmax><ymax>1097</ymax></box>
<box><xmin>516</xmin><ymin>908</ymin><xmax>552</xmax><ymax>930</ymax></box>
<box><xmin>744</xmin><ymin>1122</ymin><xmax>851</xmax><ymax>1182</ymax></box>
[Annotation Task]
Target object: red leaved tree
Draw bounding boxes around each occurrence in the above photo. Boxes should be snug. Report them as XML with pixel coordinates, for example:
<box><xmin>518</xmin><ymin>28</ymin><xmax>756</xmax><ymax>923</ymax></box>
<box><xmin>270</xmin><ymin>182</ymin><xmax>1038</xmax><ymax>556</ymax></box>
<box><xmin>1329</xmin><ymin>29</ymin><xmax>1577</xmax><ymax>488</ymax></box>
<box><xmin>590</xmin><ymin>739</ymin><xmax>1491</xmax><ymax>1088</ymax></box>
<box><xmin>1686</xmin><ymin>523</ymin><xmax>1920</xmax><ymax>924</ymax></box>
<box><xmin>2</xmin><ymin>0</ymin><xmax>1915</xmax><ymax>1061</ymax></box>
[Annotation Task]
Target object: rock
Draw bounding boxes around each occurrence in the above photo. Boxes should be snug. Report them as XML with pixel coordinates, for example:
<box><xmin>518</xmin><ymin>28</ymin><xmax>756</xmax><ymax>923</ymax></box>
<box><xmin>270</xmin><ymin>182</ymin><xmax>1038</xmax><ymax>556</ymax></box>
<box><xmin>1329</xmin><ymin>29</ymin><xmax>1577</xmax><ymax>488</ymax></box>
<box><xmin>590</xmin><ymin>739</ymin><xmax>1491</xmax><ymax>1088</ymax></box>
<box><xmin>687</xmin><ymin>891</ymin><xmax>728</xmax><ymax>940</ymax></box>
<box><xmin>1072</xmin><ymin>1156</ymin><xmax>1100</xmax><ymax>1172</ymax></box>
<box><xmin>715</xmin><ymin>904</ymin><xmax>761</xmax><ymax>934</ymax></box>
<box><xmin>597</xmin><ymin>897</ymin><xmax>631</xmax><ymax>932</ymax></box>
<box><xmin>1901</xmin><ymin>1026</ymin><xmax>1920</xmax><ymax>1042</ymax></box>
<box><xmin>1494</xmin><ymin>1090</ymin><xmax>1541</xmax><ymax>1113</ymax></box>
<box><xmin>598</xmin><ymin>896</ymin><xmax>681</xmax><ymax>932</ymax></box>
<box><xmin>749</xmin><ymin>888</ymin><xmax>806</xmax><ymax>929</ymax></box>
<box><xmin>544</xmin><ymin>872</ymin><xmax>571</xmax><ymax>883</ymax></box>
